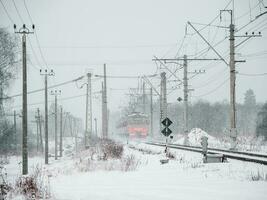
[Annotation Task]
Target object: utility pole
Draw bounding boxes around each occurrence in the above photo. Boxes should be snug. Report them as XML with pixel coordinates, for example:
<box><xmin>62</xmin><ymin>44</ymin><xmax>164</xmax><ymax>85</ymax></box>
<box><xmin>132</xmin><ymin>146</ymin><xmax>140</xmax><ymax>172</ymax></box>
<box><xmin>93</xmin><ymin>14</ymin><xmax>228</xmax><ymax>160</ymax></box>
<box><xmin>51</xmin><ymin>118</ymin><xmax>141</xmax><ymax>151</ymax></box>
<box><xmin>160</xmin><ymin>72</ymin><xmax>167</xmax><ymax>135</ymax></box>
<box><xmin>50</xmin><ymin>90</ymin><xmax>61</xmax><ymax>160</ymax></box>
<box><xmin>150</xmin><ymin>87</ymin><xmax>153</xmax><ymax>138</ymax></box>
<box><xmin>102</xmin><ymin>64</ymin><xmax>108</xmax><ymax>138</ymax></box>
<box><xmin>83</xmin><ymin>73</ymin><xmax>92</xmax><ymax>148</ymax></box>
<box><xmin>142</xmin><ymin>82</ymin><xmax>146</xmax><ymax>113</ymax></box>
<box><xmin>183</xmin><ymin>55</ymin><xmax>189</xmax><ymax>145</ymax></box>
<box><xmin>229</xmin><ymin>10</ymin><xmax>237</xmax><ymax>149</ymax></box>
<box><xmin>219</xmin><ymin>9</ymin><xmax>261</xmax><ymax>149</ymax></box>
<box><xmin>94</xmin><ymin>118</ymin><xmax>97</xmax><ymax>136</ymax></box>
<box><xmin>40</xmin><ymin>69</ymin><xmax>54</xmax><ymax>164</ymax></box>
<box><xmin>37</xmin><ymin>108</ymin><xmax>44</xmax><ymax>153</ymax></box>
<box><xmin>14</xmin><ymin>24</ymin><xmax>34</xmax><ymax>175</ymax></box>
<box><xmin>35</xmin><ymin>115</ymin><xmax>39</xmax><ymax>152</ymax></box>
<box><xmin>153</xmin><ymin>57</ymin><xmax>213</xmax><ymax>144</ymax></box>
<box><xmin>13</xmin><ymin>110</ymin><xmax>17</xmax><ymax>153</ymax></box>
<box><xmin>60</xmin><ymin>106</ymin><xmax>63</xmax><ymax>157</ymax></box>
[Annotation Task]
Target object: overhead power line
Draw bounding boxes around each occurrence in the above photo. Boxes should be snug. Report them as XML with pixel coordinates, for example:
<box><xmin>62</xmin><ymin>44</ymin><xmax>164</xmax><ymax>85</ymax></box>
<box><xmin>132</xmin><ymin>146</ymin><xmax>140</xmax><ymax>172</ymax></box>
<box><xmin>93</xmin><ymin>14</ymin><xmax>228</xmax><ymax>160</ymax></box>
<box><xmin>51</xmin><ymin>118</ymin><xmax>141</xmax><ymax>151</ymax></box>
<box><xmin>0</xmin><ymin>0</ymin><xmax>15</xmax><ymax>24</ymax></box>
<box><xmin>192</xmin><ymin>77</ymin><xmax>230</xmax><ymax>98</ymax></box>
<box><xmin>3</xmin><ymin>75</ymin><xmax>87</xmax><ymax>99</ymax></box>
<box><xmin>237</xmin><ymin>72</ymin><xmax>267</xmax><ymax>76</ymax></box>
<box><xmin>12</xmin><ymin>0</ymin><xmax>24</xmax><ymax>24</ymax></box>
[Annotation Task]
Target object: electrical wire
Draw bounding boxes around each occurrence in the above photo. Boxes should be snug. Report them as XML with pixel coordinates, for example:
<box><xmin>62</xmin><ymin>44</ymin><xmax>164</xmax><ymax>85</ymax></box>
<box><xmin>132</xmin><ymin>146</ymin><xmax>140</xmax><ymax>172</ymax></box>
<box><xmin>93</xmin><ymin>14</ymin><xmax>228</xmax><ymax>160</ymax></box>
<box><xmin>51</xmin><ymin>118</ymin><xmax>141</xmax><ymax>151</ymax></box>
<box><xmin>237</xmin><ymin>72</ymin><xmax>267</xmax><ymax>76</ymax></box>
<box><xmin>23</xmin><ymin>0</ymin><xmax>33</xmax><ymax>24</ymax></box>
<box><xmin>3</xmin><ymin>75</ymin><xmax>88</xmax><ymax>99</ymax></box>
<box><xmin>192</xmin><ymin>77</ymin><xmax>229</xmax><ymax>98</ymax></box>
<box><xmin>12</xmin><ymin>0</ymin><xmax>24</xmax><ymax>24</ymax></box>
<box><xmin>0</xmin><ymin>0</ymin><xmax>15</xmax><ymax>24</ymax></box>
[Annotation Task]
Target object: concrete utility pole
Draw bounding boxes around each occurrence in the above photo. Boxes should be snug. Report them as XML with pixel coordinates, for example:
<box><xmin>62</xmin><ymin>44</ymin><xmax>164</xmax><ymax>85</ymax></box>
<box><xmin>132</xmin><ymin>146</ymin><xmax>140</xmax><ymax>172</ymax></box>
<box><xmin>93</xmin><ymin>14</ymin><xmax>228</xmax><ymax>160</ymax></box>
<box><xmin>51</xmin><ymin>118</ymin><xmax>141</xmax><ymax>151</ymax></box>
<box><xmin>228</xmin><ymin>11</ymin><xmax>237</xmax><ymax>149</ymax></box>
<box><xmin>102</xmin><ymin>64</ymin><xmax>108</xmax><ymax>138</ymax></box>
<box><xmin>183</xmin><ymin>55</ymin><xmax>189</xmax><ymax>145</ymax></box>
<box><xmin>51</xmin><ymin>90</ymin><xmax>61</xmax><ymax>160</ymax></box>
<box><xmin>13</xmin><ymin>110</ymin><xmax>17</xmax><ymax>153</ymax></box>
<box><xmin>154</xmin><ymin>56</ymin><xmax>214</xmax><ymax>144</ymax></box>
<box><xmin>94</xmin><ymin>118</ymin><xmax>98</xmax><ymax>136</ymax></box>
<box><xmin>142</xmin><ymin>82</ymin><xmax>146</xmax><ymax>113</ymax></box>
<box><xmin>150</xmin><ymin>87</ymin><xmax>153</xmax><ymax>138</ymax></box>
<box><xmin>37</xmin><ymin>108</ymin><xmax>44</xmax><ymax>153</ymax></box>
<box><xmin>160</xmin><ymin>72</ymin><xmax>167</xmax><ymax>132</ymax></box>
<box><xmin>60</xmin><ymin>106</ymin><xmax>63</xmax><ymax>157</ymax></box>
<box><xmin>40</xmin><ymin>69</ymin><xmax>54</xmax><ymax>164</ymax></box>
<box><xmin>14</xmin><ymin>24</ymin><xmax>34</xmax><ymax>175</ymax></box>
<box><xmin>84</xmin><ymin>73</ymin><xmax>92</xmax><ymax>148</ymax></box>
<box><xmin>34</xmin><ymin>115</ymin><xmax>39</xmax><ymax>152</ymax></box>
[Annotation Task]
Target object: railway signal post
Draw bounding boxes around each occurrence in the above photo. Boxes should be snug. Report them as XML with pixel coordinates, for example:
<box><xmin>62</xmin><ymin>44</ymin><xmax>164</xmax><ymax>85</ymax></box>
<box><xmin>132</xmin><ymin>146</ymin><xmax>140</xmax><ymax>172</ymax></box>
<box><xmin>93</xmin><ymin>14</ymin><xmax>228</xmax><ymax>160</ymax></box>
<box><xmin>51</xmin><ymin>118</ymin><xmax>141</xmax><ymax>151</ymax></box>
<box><xmin>161</xmin><ymin>117</ymin><xmax>173</xmax><ymax>158</ymax></box>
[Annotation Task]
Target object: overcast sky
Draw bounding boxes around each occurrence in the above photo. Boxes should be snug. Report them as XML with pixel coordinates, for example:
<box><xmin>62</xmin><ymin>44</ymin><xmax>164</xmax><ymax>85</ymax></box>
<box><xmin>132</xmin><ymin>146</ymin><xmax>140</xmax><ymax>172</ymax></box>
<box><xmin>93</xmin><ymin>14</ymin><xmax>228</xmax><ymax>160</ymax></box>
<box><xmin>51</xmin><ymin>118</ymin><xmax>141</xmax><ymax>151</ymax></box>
<box><xmin>1</xmin><ymin>0</ymin><xmax>267</xmax><ymax>122</ymax></box>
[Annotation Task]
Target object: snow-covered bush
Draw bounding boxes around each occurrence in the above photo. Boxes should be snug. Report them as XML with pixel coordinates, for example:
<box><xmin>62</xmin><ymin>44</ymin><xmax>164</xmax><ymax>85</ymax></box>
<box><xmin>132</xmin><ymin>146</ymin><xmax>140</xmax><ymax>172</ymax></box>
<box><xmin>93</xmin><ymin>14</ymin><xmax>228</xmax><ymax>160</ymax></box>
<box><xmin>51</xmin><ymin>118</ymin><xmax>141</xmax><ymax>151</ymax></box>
<box><xmin>0</xmin><ymin>155</ymin><xmax>9</xmax><ymax>165</ymax></box>
<box><xmin>5</xmin><ymin>165</ymin><xmax>50</xmax><ymax>199</ymax></box>
<box><xmin>128</xmin><ymin>145</ymin><xmax>161</xmax><ymax>155</ymax></box>
<box><xmin>100</xmin><ymin>139</ymin><xmax>124</xmax><ymax>159</ymax></box>
<box><xmin>248</xmin><ymin>170</ymin><xmax>267</xmax><ymax>181</ymax></box>
<box><xmin>120</xmin><ymin>154</ymin><xmax>140</xmax><ymax>171</ymax></box>
<box><xmin>0</xmin><ymin>166</ymin><xmax>12</xmax><ymax>200</ymax></box>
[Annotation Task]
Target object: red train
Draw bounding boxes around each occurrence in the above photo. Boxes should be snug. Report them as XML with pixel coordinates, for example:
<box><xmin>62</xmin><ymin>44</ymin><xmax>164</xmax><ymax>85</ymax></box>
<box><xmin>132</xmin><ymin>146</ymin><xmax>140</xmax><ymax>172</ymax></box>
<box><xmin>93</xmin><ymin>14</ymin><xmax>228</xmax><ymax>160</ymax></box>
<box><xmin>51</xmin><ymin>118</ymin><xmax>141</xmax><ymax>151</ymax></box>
<box><xmin>117</xmin><ymin>112</ymin><xmax>149</xmax><ymax>138</ymax></box>
<box><xmin>127</xmin><ymin>112</ymin><xmax>149</xmax><ymax>138</ymax></box>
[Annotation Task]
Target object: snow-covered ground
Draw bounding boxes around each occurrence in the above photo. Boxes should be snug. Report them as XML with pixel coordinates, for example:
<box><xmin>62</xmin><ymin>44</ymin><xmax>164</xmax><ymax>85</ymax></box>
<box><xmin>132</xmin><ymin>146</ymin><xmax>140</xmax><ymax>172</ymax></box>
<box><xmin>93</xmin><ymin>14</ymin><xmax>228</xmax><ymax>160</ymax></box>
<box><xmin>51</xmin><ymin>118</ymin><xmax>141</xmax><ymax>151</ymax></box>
<box><xmin>174</xmin><ymin>128</ymin><xmax>267</xmax><ymax>153</ymax></box>
<box><xmin>2</xmin><ymin>139</ymin><xmax>267</xmax><ymax>200</ymax></box>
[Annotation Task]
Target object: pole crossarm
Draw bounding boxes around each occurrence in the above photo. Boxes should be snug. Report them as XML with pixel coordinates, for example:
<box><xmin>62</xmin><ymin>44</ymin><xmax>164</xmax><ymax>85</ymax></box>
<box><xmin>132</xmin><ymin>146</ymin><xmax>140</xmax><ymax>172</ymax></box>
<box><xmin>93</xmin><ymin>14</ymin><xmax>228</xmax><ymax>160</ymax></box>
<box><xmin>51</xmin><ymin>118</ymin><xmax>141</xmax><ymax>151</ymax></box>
<box><xmin>153</xmin><ymin>56</ymin><xmax>182</xmax><ymax>82</ymax></box>
<box><xmin>187</xmin><ymin>21</ymin><xmax>228</xmax><ymax>66</ymax></box>
<box><xmin>142</xmin><ymin>76</ymin><xmax>160</xmax><ymax>96</ymax></box>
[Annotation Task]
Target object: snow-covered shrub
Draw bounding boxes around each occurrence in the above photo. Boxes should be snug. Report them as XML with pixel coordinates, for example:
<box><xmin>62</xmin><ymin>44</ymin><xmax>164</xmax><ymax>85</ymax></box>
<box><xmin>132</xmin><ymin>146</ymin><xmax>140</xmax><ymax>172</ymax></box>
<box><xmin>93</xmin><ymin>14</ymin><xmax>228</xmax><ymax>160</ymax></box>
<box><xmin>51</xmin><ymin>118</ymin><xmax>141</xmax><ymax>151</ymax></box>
<box><xmin>6</xmin><ymin>165</ymin><xmax>51</xmax><ymax>199</ymax></box>
<box><xmin>248</xmin><ymin>170</ymin><xmax>267</xmax><ymax>181</ymax></box>
<box><xmin>100</xmin><ymin>139</ymin><xmax>124</xmax><ymax>159</ymax></box>
<box><xmin>190</xmin><ymin>162</ymin><xmax>203</xmax><ymax>169</ymax></box>
<box><xmin>128</xmin><ymin>145</ymin><xmax>161</xmax><ymax>155</ymax></box>
<box><xmin>166</xmin><ymin>152</ymin><xmax>176</xmax><ymax>160</ymax></box>
<box><xmin>0</xmin><ymin>166</ymin><xmax>12</xmax><ymax>200</ymax></box>
<box><xmin>120</xmin><ymin>154</ymin><xmax>140</xmax><ymax>171</ymax></box>
<box><xmin>0</xmin><ymin>155</ymin><xmax>9</xmax><ymax>165</ymax></box>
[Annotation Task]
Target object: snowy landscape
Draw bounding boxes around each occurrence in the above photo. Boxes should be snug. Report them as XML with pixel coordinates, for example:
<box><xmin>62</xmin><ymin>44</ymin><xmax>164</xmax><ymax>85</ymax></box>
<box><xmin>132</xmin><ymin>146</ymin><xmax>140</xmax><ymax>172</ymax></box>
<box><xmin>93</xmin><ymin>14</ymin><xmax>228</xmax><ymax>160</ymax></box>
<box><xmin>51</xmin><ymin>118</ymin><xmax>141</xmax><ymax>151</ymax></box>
<box><xmin>1</xmin><ymin>133</ymin><xmax>267</xmax><ymax>200</ymax></box>
<box><xmin>1</xmin><ymin>0</ymin><xmax>267</xmax><ymax>199</ymax></box>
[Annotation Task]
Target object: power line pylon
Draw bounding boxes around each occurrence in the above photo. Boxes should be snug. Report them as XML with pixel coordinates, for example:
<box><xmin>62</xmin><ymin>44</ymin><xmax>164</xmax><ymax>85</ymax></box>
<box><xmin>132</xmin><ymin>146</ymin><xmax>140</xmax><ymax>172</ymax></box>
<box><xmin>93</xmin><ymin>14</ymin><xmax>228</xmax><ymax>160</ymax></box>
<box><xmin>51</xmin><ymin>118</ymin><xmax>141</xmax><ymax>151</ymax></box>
<box><xmin>40</xmin><ymin>69</ymin><xmax>54</xmax><ymax>164</ymax></box>
<box><xmin>14</xmin><ymin>24</ymin><xmax>34</xmax><ymax>175</ymax></box>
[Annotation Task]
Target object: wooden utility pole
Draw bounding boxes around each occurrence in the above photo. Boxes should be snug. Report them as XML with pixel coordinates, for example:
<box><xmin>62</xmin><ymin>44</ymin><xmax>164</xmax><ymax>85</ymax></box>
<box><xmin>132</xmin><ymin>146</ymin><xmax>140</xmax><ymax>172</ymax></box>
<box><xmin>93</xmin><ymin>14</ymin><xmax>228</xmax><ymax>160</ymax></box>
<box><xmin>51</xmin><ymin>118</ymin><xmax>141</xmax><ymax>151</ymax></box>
<box><xmin>14</xmin><ymin>24</ymin><xmax>34</xmax><ymax>175</ymax></box>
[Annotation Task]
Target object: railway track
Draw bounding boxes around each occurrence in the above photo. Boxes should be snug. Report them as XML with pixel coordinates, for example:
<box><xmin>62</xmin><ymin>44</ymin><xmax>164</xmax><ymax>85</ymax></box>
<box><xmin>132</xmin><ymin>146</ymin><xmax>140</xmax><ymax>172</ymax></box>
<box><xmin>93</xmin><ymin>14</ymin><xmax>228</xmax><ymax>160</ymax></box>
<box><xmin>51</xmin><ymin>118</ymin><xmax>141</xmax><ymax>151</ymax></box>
<box><xmin>146</xmin><ymin>142</ymin><xmax>267</xmax><ymax>165</ymax></box>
